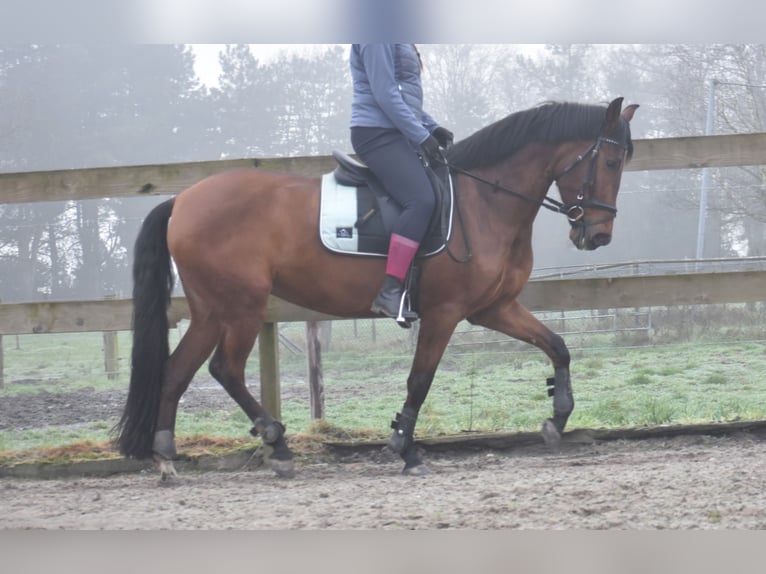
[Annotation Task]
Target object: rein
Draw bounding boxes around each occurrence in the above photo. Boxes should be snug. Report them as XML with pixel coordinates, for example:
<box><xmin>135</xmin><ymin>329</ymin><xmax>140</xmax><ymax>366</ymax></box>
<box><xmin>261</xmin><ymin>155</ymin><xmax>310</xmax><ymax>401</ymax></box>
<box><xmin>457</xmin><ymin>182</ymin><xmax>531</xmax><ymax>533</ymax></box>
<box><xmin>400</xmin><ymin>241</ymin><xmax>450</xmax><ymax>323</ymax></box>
<box><xmin>448</xmin><ymin>161</ymin><xmax>569</xmax><ymax>216</ymax></box>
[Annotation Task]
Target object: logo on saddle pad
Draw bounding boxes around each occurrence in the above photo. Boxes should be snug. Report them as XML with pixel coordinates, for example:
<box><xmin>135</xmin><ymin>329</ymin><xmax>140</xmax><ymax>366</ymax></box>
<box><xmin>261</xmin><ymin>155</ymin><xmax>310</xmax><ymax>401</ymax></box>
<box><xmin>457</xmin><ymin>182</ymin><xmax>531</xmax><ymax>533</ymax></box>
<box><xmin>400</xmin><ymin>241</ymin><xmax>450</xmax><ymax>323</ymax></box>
<box><xmin>318</xmin><ymin>152</ymin><xmax>454</xmax><ymax>257</ymax></box>
<box><xmin>335</xmin><ymin>226</ymin><xmax>353</xmax><ymax>239</ymax></box>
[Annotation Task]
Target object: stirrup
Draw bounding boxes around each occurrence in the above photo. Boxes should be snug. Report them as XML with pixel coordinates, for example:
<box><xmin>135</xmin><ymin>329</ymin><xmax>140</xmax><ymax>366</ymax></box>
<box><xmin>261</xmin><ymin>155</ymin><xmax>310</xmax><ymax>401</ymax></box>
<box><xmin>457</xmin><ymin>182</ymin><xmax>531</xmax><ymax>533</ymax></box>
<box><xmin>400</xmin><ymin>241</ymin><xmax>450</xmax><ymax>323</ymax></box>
<box><xmin>395</xmin><ymin>287</ymin><xmax>418</xmax><ymax>329</ymax></box>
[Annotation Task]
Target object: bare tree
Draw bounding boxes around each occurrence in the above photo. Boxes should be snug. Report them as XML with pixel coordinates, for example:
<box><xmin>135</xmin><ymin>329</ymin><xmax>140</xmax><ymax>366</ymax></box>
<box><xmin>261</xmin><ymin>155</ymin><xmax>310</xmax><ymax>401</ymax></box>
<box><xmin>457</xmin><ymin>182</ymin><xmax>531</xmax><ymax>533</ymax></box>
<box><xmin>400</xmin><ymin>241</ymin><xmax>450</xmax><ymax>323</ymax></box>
<box><xmin>420</xmin><ymin>44</ymin><xmax>510</xmax><ymax>140</ymax></box>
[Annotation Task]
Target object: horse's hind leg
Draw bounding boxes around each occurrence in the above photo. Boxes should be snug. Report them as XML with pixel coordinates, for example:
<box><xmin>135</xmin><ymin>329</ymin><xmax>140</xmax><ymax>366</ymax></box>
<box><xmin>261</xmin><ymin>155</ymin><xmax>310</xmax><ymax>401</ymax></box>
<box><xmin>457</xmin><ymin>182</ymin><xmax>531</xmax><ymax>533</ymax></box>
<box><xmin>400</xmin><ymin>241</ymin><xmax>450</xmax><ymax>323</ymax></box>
<box><xmin>208</xmin><ymin>317</ymin><xmax>295</xmax><ymax>478</ymax></box>
<box><xmin>154</xmin><ymin>315</ymin><xmax>222</xmax><ymax>480</ymax></box>
<box><xmin>469</xmin><ymin>299</ymin><xmax>573</xmax><ymax>450</ymax></box>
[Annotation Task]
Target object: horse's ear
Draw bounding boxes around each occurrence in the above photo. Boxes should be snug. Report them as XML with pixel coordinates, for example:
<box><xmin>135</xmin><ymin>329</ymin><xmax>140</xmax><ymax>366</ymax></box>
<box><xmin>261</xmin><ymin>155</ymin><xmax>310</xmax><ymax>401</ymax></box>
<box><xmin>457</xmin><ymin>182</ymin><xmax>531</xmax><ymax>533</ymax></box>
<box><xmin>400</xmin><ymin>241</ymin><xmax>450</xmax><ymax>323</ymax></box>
<box><xmin>605</xmin><ymin>97</ymin><xmax>624</xmax><ymax>126</ymax></box>
<box><xmin>621</xmin><ymin>104</ymin><xmax>640</xmax><ymax>123</ymax></box>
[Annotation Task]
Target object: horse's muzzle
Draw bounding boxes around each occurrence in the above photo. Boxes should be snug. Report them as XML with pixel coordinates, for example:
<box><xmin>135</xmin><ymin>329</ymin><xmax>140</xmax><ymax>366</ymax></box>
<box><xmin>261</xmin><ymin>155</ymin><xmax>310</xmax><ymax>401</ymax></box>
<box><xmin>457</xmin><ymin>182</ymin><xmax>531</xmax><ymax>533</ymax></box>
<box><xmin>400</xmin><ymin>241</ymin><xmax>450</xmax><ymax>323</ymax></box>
<box><xmin>570</xmin><ymin>226</ymin><xmax>612</xmax><ymax>251</ymax></box>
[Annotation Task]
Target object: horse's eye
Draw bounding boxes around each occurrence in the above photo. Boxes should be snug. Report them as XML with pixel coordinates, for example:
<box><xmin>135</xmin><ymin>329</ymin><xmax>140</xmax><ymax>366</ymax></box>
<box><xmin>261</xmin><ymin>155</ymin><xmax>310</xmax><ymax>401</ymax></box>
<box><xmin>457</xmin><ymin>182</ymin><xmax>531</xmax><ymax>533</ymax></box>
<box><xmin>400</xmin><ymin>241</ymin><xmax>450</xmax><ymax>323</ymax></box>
<box><xmin>606</xmin><ymin>158</ymin><xmax>621</xmax><ymax>170</ymax></box>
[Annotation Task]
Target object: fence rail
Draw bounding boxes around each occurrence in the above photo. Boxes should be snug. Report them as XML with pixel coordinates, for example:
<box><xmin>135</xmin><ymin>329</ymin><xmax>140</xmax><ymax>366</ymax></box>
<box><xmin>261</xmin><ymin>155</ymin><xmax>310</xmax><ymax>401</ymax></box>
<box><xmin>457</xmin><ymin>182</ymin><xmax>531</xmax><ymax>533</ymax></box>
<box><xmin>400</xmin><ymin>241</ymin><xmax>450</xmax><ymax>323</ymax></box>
<box><xmin>0</xmin><ymin>268</ymin><xmax>764</xmax><ymax>337</ymax></box>
<box><xmin>2</xmin><ymin>133</ymin><xmax>766</xmax><ymax>205</ymax></box>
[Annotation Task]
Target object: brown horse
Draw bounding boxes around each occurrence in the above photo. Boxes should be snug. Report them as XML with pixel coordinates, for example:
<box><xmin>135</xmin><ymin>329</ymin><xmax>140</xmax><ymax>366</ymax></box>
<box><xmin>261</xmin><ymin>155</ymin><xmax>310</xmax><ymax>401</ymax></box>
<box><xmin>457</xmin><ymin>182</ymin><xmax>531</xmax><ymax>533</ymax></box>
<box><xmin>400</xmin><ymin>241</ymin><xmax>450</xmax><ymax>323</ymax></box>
<box><xmin>115</xmin><ymin>97</ymin><xmax>638</xmax><ymax>478</ymax></box>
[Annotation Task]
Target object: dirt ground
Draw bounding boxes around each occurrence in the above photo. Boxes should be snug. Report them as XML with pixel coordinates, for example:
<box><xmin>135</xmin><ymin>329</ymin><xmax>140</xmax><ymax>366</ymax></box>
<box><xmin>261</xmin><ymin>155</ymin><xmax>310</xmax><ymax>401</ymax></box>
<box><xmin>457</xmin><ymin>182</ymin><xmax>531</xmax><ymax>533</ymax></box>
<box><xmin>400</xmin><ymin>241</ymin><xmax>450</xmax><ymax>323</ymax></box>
<box><xmin>2</xmin><ymin>382</ymin><xmax>766</xmax><ymax>529</ymax></box>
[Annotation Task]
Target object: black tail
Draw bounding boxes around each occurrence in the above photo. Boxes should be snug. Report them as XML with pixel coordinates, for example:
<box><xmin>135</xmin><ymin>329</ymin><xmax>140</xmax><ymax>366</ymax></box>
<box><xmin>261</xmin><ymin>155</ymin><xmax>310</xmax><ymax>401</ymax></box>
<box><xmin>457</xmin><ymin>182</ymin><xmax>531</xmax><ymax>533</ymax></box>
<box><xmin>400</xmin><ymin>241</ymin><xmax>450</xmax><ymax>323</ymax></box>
<box><xmin>113</xmin><ymin>198</ymin><xmax>175</xmax><ymax>459</ymax></box>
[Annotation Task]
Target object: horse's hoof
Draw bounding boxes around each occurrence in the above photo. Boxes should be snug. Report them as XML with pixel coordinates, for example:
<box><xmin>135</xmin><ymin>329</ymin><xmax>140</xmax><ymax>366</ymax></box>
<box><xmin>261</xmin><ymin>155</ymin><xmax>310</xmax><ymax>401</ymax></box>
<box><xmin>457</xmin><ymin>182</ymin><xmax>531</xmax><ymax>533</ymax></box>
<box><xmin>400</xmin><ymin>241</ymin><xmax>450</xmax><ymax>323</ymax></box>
<box><xmin>155</xmin><ymin>456</ymin><xmax>178</xmax><ymax>483</ymax></box>
<box><xmin>402</xmin><ymin>463</ymin><xmax>431</xmax><ymax>476</ymax></box>
<box><xmin>269</xmin><ymin>457</ymin><xmax>296</xmax><ymax>479</ymax></box>
<box><xmin>541</xmin><ymin>419</ymin><xmax>562</xmax><ymax>451</ymax></box>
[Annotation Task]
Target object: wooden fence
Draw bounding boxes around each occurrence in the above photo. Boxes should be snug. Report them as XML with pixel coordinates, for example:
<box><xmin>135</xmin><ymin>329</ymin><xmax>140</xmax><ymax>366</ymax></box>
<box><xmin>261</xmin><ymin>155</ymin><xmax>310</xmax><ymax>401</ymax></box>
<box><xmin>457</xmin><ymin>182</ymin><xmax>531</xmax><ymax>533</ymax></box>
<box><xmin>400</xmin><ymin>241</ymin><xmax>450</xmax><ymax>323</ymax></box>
<box><xmin>1</xmin><ymin>133</ymin><xmax>766</xmax><ymax>414</ymax></box>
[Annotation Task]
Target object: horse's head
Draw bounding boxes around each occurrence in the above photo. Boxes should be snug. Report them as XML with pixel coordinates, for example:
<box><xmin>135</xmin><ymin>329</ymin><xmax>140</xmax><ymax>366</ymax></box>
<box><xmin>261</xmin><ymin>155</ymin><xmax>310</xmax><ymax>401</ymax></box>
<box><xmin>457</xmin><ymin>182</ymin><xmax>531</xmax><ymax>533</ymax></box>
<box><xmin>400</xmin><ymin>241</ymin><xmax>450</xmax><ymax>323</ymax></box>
<box><xmin>554</xmin><ymin>97</ymin><xmax>639</xmax><ymax>251</ymax></box>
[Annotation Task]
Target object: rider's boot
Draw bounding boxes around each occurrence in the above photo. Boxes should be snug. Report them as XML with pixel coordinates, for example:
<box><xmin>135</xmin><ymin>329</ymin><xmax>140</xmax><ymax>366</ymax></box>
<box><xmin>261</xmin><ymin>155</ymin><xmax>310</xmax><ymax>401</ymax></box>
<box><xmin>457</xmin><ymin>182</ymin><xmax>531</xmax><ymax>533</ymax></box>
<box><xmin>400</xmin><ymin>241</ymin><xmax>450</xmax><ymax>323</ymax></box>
<box><xmin>370</xmin><ymin>274</ymin><xmax>406</xmax><ymax>318</ymax></box>
<box><xmin>370</xmin><ymin>233</ymin><xmax>419</xmax><ymax>321</ymax></box>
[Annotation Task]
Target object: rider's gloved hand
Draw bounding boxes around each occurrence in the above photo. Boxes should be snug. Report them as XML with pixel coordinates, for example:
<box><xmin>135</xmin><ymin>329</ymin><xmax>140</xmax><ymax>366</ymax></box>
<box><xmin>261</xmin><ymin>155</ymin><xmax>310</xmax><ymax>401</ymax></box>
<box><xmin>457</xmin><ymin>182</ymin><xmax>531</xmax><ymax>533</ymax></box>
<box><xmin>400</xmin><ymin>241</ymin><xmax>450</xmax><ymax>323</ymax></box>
<box><xmin>419</xmin><ymin>134</ymin><xmax>443</xmax><ymax>166</ymax></box>
<box><xmin>431</xmin><ymin>126</ymin><xmax>454</xmax><ymax>149</ymax></box>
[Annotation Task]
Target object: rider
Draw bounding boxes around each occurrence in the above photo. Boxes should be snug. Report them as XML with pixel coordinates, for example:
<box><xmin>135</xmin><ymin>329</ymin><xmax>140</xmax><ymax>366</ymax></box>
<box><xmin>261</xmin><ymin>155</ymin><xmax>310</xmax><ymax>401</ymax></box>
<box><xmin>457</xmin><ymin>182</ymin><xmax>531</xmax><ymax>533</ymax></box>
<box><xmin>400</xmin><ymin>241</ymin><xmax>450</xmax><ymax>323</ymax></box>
<box><xmin>349</xmin><ymin>43</ymin><xmax>453</xmax><ymax>320</ymax></box>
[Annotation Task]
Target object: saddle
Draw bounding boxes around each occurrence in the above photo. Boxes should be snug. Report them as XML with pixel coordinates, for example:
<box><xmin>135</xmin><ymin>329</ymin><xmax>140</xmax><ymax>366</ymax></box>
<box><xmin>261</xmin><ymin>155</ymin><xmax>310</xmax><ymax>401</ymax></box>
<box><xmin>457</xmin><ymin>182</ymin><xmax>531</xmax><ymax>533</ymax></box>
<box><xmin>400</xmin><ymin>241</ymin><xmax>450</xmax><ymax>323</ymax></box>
<box><xmin>328</xmin><ymin>150</ymin><xmax>453</xmax><ymax>257</ymax></box>
<box><xmin>318</xmin><ymin>150</ymin><xmax>454</xmax><ymax>324</ymax></box>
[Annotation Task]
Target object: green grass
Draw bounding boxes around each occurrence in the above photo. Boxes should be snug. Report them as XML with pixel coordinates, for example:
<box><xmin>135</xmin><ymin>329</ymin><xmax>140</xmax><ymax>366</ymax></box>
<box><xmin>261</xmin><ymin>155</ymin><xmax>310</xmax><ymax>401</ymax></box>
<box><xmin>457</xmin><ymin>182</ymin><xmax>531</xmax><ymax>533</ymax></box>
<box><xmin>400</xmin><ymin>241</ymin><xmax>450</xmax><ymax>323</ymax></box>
<box><xmin>2</xmin><ymin>326</ymin><xmax>766</xmax><ymax>457</ymax></box>
<box><xmin>0</xmin><ymin>422</ymin><xmax>114</xmax><ymax>453</ymax></box>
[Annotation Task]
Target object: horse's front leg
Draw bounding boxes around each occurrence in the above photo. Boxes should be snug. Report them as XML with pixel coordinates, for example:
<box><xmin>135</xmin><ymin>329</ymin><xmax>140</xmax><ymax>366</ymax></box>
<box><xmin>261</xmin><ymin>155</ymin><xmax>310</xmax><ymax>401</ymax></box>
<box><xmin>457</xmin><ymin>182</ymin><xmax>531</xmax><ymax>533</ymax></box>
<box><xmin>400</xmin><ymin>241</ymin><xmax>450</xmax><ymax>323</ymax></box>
<box><xmin>388</xmin><ymin>370</ymin><xmax>436</xmax><ymax>475</ymax></box>
<box><xmin>388</xmin><ymin>317</ymin><xmax>459</xmax><ymax>475</ymax></box>
<box><xmin>469</xmin><ymin>298</ymin><xmax>573</xmax><ymax>450</ymax></box>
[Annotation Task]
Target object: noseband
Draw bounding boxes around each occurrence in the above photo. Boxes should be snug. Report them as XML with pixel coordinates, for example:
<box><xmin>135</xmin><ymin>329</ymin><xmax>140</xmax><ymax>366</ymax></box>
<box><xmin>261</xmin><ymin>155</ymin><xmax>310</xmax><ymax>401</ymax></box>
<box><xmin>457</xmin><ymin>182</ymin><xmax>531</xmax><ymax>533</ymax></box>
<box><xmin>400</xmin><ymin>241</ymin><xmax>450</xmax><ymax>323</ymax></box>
<box><xmin>555</xmin><ymin>136</ymin><xmax>628</xmax><ymax>226</ymax></box>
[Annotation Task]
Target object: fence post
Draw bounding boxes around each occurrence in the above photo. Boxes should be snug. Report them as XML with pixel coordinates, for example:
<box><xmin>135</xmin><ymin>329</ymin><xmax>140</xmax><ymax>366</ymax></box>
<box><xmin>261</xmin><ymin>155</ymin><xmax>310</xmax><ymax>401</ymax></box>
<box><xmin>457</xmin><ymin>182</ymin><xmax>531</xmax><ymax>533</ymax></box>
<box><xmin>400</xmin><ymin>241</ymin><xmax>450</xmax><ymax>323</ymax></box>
<box><xmin>102</xmin><ymin>294</ymin><xmax>119</xmax><ymax>380</ymax></box>
<box><xmin>259</xmin><ymin>322</ymin><xmax>281</xmax><ymax>420</ymax></box>
<box><xmin>306</xmin><ymin>320</ymin><xmax>325</xmax><ymax>420</ymax></box>
<box><xmin>102</xmin><ymin>330</ymin><xmax>119</xmax><ymax>380</ymax></box>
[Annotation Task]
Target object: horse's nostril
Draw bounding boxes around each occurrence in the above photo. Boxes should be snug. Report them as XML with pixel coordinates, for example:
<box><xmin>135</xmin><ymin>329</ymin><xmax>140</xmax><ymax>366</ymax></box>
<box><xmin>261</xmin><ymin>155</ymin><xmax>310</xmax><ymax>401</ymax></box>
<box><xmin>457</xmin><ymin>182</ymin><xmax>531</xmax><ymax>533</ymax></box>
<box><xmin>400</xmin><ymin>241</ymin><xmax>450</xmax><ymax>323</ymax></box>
<box><xmin>593</xmin><ymin>233</ymin><xmax>612</xmax><ymax>247</ymax></box>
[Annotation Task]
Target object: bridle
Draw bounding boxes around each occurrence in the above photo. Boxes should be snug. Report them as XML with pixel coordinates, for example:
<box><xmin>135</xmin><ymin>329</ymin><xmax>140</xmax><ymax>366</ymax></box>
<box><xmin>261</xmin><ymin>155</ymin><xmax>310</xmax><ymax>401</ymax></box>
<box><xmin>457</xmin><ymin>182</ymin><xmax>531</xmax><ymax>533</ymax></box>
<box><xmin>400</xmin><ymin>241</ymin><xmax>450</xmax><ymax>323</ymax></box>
<box><xmin>435</xmin><ymin>132</ymin><xmax>629</xmax><ymax>263</ymax></box>
<box><xmin>554</xmin><ymin>135</ymin><xmax>628</xmax><ymax>227</ymax></box>
<box><xmin>443</xmin><ymin>134</ymin><xmax>629</xmax><ymax>227</ymax></box>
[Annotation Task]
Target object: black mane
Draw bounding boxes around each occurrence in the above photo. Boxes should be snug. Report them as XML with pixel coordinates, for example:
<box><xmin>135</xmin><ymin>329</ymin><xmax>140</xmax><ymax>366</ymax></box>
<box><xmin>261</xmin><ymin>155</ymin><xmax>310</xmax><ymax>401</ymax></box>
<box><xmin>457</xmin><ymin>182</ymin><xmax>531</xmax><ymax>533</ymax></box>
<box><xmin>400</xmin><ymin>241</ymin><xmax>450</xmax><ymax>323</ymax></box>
<box><xmin>446</xmin><ymin>101</ymin><xmax>633</xmax><ymax>170</ymax></box>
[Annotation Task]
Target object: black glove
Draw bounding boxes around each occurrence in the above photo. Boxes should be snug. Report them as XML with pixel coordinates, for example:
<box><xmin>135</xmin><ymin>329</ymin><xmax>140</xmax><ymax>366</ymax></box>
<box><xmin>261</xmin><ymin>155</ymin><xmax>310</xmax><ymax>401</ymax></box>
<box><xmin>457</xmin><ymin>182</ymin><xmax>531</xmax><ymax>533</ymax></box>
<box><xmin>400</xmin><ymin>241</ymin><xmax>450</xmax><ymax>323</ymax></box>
<box><xmin>431</xmin><ymin>126</ymin><xmax>454</xmax><ymax>149</ymax></box>
<box><xmin>419</xmin><ymin>135</ymin><xmax>443</xmax><ymax>166</ymax></box>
